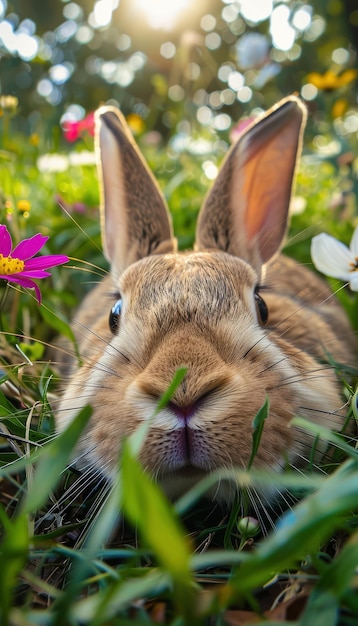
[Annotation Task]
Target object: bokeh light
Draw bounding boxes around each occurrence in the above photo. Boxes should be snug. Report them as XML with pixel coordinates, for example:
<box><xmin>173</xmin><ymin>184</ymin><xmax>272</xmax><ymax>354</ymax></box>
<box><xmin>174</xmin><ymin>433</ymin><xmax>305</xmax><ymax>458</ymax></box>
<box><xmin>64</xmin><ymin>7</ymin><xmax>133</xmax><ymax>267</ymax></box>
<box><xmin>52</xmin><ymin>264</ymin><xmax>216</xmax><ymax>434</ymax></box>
<box><xmin>240</xmin><ymin>0</ymin><xmax>273</xmax><ymax>23</ymax></box>
<box><xmin>133</xmin><ymin>0</ymin><xmax>192</xmax><ymax>29</ymax></box>
<box><xmin>270</xmin><ymin>5</ymin><xmax>296</xmax><ymax>51</ymax></box>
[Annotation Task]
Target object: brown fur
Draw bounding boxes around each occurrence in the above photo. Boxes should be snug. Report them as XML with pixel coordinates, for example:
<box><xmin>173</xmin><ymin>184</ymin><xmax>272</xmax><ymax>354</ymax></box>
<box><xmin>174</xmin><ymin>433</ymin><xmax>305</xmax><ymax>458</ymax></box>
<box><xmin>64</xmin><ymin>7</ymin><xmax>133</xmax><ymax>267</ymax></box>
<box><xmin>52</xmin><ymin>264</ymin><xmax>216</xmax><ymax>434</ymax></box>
<box><xmin>57</xmin><ymin>97</ymin><xmax>357</xmax><ymax>504</ymax></box>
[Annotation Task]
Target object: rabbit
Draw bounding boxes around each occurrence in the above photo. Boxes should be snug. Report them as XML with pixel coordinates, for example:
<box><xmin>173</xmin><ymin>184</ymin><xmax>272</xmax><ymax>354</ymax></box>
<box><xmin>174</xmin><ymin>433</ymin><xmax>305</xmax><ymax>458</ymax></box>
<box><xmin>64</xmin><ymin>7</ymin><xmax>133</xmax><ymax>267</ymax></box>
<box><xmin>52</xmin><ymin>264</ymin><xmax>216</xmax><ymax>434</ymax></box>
<box><xmin>57</xmin><ymin>95</ymin><xmax>357</xmax><ymax>507</ymax></box>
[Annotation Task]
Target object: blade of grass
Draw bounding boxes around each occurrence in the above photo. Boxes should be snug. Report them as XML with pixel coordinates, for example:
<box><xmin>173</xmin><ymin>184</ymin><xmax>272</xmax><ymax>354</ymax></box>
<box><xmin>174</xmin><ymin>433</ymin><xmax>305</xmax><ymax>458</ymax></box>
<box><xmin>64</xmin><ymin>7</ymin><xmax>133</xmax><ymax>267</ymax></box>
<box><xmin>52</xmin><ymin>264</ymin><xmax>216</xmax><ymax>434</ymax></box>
<box><xmin>121</xmin><ymin>442</ymin><xmax>195</xmax><ymax>617</ymax></box>
<box><xmin>128</xmin><ymin>367</ymin><xmax>187</xmax><ymax>457</ymax></box>
<box><xmin>248</xmin><ymin>396</ymin><xmax>269</xmax><ymax>469</ymax></box>
<box><xmin>175</xmin><ymin>466</ymin><xmax>320</xmax><ymax>516</ymax></box>
<box><xmin>121</xmin><ymin>443</ymin><xmax>192</xmax><ymax>582</ymax></box>
<box><xmin>69</xmin><ymin>569</ymin><xmax>169</xmax><ymax>624</ymax></box>
<box><xmin>22</xmin><ymin>405</ymin><xmax>92</xmax><ymax>514</ymax></box>
<box><xmin>291</xmin><ymin>416</ymin><xmax>358</xmax><ymax>459</ymax></box>
<box><xmin>0</xmin><ymin>508</ymin><xmax>29</xmax><ymax>625</ymax></box>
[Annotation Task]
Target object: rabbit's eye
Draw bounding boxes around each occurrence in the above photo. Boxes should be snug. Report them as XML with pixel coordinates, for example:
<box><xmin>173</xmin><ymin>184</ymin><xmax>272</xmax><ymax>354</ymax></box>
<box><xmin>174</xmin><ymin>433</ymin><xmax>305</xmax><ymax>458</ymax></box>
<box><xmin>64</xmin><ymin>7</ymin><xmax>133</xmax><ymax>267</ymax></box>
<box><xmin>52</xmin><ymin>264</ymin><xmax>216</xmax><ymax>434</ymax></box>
<box><xmin>254</xmin><ymin>289</ymin><xmax>268</xmax><ymax>324</ymax></box>
<box><xmin>109</xmin><ymin>299</ymin><xmax>122</xmax><ymax>334</ymax></box>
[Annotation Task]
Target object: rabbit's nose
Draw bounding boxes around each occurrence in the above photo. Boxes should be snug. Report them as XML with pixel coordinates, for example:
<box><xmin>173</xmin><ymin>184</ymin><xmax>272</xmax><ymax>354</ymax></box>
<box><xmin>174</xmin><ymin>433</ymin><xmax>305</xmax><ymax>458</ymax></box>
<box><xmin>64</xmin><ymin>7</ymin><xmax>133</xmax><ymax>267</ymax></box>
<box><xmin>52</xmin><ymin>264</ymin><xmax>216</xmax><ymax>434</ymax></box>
<box><xmin>167</xmin><ymin>399</ymin><xmax>204</xmax><ymax>424</ymax></box>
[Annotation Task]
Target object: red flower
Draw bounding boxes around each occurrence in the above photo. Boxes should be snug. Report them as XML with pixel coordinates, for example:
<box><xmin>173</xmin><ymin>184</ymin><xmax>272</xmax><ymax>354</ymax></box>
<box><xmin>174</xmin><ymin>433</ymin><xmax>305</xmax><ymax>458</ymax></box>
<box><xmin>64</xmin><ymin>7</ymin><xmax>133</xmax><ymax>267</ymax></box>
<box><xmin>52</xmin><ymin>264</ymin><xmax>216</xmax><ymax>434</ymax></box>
<box><xmin>63</xmin><ymin>112</ymin><xmax>95</xmax><ymax>143</ymax></box>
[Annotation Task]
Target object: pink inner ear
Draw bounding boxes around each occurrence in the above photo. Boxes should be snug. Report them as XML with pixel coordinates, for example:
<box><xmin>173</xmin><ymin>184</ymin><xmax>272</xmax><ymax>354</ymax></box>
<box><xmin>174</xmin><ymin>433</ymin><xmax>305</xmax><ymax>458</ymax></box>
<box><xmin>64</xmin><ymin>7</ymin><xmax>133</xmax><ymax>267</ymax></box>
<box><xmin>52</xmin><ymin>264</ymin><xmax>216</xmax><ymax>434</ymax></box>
<box><xmin>242</xmin><ymin>154</ymin><xmax>268</xmax><ymax>240</ymax></box>
<box><xmin>243</xmin><ymin>142</ymin><xmax>289</xmax><ymax>241</ymax></box>
<box><xmin>237</xmin><ymin>109</ymin><xmax>303</xmax><ymax>263</ymax></box>
<box><xmin>192</xmin><ymin>97</ymin><xmax>306</xmax><ymax>267</ymax></box>
<box><xmin>96</xmin><ymin>106</ymin><xmax>176</xmax><ymax>277</ymax></box>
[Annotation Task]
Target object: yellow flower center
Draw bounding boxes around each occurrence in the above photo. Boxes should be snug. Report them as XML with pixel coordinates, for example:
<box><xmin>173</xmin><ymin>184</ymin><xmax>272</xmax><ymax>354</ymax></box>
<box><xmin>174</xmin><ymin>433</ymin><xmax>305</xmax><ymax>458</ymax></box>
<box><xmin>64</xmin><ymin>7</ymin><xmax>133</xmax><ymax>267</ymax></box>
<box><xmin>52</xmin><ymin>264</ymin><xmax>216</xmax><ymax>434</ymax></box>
<box><xmin>0</xmin><ymin>253</ymin><xmax>25</xmax><ymax>275</ymax></box>
<box><xmin>349</xmin><ymin>258</ymin><xmax>358</xmax><ymax>273</ymax></box>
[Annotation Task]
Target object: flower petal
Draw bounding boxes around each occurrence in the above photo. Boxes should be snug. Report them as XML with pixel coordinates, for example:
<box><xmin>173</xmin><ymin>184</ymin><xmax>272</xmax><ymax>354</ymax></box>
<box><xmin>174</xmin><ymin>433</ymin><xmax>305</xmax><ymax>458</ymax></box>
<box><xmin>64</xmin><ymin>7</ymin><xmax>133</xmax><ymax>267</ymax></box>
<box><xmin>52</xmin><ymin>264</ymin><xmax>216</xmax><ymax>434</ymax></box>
<box><xmin>0</xmin><ymin>225</ymin><xmax>13</xmax><ymax>256</ymax></box>
<box><xmin>339</xmin><ymin>69</ymin><xmax>358</xmax><ymax>87</ymax></box>
<box><xmin>63</xmin><ymin>120</ymin><xmax>80</xmax><ymax>142</ymax></box>
<box><xmin>307</xmin><ymin>72</ymin><xmax>325</xmax><ymax>89</ymax></box>
<box><xmin>2</xmin><ymin>275</ymin><xmax>42</xmax><ymax>303</ymax></box>
<box><xmin>349</xmin><ymin>274</ymin><xmax>358</xmax><ymax>292</ymax></box>
<box><xmin>24</xmin><ymin>254</ymin><xmax>68</xmax><ymax>271</ymax></box>
<box><xmin>311</xmin><ymin>233</ymin><xmax>354</xmax><ymax>280</ymax></box>
<box><xmin>349</xmin><ymin>226</ymin><xmax>358</xmax><ymax>257</ymax></box>
<box><xmin>18</xmin><ymin>270</ymin><xmax>51</xmax><ymax>279</ymax></box>
<box><xmin>12</xmin><ymin>233</ymin><xmax>48</xmax><ymax>260</ymax></box>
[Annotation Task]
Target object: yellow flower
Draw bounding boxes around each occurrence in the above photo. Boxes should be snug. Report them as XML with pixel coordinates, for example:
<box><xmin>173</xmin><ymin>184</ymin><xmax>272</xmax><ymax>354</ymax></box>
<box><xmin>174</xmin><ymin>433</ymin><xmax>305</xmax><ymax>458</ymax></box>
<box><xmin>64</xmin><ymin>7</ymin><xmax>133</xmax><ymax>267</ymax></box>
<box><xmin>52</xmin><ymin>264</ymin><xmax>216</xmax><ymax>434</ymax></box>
<box><xmin>307</xmin><ymin>69</ymin><xmax>357</xmax><ymax>91</ymax></box>
<box><xmin>0</xmin><ymin>95</ymin><xmax>18</xmax><ymax>111</ymax></box>
<box><xmin>331</xmin><ymin>98</ymin><xmax>349</xmax><ymax>118</ymax></box>
<box><xmin>126</xmin><ymin>113</ymin><xmax>145</xmax><ymax>135</ymax></box>
<box><xmin>30</xmin><ymin>133</ymin><xmax>40</xmax><ymax>147</ymax></box>
<box><xmin>17</xmin><ymin>200</ymin><xmax>31</xmax><ymax>214</ymax></box>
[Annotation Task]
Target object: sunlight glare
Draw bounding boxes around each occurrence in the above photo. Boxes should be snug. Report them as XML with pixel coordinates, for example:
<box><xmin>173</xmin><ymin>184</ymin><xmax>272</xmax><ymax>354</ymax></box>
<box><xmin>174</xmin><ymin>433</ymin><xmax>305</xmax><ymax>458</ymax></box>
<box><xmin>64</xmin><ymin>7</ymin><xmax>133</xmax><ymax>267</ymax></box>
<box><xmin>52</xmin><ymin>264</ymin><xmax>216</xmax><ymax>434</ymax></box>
<box><xmin>240</xmin><ymin>0</ymin><xmax>273</xmax><ymax>23</ymax></box>
<box><xmin>134</xmin><ymin>0</ymin><xmax>192</xmax><ymax>29</ymax></box>
<box><xmin>270</xmin><ymin>5</ymin><xmax>296</xmax><ymax>51</ymax></box>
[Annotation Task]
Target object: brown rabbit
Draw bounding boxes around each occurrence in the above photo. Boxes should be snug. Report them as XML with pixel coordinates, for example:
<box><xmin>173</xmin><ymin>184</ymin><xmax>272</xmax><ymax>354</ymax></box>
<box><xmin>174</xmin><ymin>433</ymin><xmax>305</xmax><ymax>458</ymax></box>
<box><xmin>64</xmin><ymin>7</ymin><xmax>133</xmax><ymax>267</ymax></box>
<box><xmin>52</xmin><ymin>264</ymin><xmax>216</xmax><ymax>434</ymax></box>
<box><xmin>57</xmin><ymin>96</ymin><xmax>356</xmax><ymax>507</ymax></box>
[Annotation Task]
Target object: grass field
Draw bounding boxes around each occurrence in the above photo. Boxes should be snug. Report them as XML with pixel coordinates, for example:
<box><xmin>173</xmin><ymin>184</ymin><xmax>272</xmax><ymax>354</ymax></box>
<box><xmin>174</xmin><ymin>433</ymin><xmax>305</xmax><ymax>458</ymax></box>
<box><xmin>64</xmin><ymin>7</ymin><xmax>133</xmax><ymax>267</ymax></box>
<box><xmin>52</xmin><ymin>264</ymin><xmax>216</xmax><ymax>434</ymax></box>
<box><xmin>0</xmin><ymin>103</ymin><xmax>358</xmax><ymax>625</ymax></box>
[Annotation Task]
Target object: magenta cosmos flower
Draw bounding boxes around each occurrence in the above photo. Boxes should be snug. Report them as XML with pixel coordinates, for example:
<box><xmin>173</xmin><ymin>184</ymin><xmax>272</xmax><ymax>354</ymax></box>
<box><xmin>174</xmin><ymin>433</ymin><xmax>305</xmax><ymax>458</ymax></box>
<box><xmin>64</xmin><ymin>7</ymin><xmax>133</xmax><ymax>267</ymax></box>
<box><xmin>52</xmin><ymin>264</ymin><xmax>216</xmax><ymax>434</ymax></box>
<box><xmin>62</xmin><ymin>112</ymin><xmax>95</xmax><ymax>143</ymax></box>
<box><xmin>0</xmin><ymin>225</ymin><xmax>68</xmax><ymax>303</ymax></box>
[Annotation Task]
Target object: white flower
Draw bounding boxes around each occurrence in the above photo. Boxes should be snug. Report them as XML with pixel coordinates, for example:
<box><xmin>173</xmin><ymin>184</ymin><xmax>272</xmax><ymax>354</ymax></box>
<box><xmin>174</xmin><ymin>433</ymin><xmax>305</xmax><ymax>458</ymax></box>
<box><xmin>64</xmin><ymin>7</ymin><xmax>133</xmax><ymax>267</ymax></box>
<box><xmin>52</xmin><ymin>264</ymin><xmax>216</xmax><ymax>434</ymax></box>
<box><xmin>311</xmin><ymin>227</ymin><xmax>358</xmax><ymax>291</ymax></box>
<box><xmin>37</xmin><ymin>153</ymin><xmax>69</xmax><ymax>173</ymax></box>
<box><xmin>69</xmin><ymin>151</ymin><xmax>96</xmax><ymax>166</ymax></box>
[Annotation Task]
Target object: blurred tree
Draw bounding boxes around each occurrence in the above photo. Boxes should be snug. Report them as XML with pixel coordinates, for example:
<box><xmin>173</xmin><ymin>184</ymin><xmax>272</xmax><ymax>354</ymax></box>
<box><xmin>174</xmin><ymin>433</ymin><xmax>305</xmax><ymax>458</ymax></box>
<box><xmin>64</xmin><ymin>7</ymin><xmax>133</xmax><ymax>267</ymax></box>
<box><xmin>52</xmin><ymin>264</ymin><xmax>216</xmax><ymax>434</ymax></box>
<box><xmin>0</xmin><ymin>0</ymin><xmax>356</xmax><ymax>146</ymax></box>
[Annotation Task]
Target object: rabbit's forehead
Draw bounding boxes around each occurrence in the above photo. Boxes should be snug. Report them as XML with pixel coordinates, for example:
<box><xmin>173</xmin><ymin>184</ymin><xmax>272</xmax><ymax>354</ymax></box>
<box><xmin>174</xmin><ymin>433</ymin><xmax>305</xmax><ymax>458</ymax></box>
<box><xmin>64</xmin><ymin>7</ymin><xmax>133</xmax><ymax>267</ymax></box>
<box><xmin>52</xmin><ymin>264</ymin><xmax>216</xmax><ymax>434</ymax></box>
<box><xmin>118</xmin><ymin>251</ymin><xmax>258</xmax><ymax>307</ymax></box>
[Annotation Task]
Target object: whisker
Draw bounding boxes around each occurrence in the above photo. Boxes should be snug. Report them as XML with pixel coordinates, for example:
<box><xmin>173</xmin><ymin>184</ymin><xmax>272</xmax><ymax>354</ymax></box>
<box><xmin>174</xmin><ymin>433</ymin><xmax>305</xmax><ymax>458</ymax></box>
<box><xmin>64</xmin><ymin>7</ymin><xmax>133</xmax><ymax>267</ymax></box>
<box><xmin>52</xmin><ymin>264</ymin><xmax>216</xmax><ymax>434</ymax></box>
<box><xmin>247</xmin><ymin>487</ymin><xmax>276</xmax><ymax>534</ymax></box>
<box><xmin>71</xmin><ymin>319</ymin><xmax>145</xmax><ymax>372</ymax></box>
<box><xmin>57</xmin><ymin>200</ymin><xmax>104</xmax><ymax>256</ymax></box>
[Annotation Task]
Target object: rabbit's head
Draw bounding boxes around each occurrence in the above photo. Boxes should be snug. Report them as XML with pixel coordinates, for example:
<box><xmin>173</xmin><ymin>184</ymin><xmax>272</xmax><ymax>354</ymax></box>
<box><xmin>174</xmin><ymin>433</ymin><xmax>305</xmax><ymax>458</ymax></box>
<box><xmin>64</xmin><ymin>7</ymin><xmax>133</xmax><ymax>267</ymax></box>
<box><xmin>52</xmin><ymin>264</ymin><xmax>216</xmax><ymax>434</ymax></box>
<box><xmin>58</xmin><ymin>97</ymin><xmax>355</xmax><ymax>503</ymax></box>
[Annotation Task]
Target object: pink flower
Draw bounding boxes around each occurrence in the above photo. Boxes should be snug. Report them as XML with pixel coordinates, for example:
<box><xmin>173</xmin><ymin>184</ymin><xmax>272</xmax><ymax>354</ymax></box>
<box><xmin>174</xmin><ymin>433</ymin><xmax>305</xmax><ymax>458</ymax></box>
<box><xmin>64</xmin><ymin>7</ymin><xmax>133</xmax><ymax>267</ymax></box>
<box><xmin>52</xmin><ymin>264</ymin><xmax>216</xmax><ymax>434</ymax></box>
<box><xmin>230</xmin><ymin>117</ymin><xmax>256</xmax><ymax>143</ymax></box>
<box><xmin>0</xmin><ymin>225</ymin><xmax>68</xmax><ymax>303</ymax></box>
<box><xmin>62</xmin><ymin>112</ymin><xmax>95</xmax><ymax>143</ymax></box>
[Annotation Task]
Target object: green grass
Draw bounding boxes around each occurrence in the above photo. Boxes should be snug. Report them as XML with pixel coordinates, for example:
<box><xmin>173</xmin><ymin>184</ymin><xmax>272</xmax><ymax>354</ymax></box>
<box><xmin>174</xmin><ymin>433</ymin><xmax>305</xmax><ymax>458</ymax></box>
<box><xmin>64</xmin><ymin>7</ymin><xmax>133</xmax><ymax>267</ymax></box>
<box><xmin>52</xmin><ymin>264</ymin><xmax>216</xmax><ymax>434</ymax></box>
<box><xmin>0</xmin><ymin>106</ymin><xmax>358</xmax><ymax>625</ymax></box>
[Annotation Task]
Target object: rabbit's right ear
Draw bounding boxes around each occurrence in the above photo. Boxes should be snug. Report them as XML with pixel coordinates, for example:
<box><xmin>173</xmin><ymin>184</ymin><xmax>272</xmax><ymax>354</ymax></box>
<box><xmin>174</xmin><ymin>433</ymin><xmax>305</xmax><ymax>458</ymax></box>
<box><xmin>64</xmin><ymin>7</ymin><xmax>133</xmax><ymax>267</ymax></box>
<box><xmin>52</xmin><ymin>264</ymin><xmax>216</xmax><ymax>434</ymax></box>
<box><xmin>95</xmin><ymin>107</ymin><xmax>176</xmax><ymax>278</ymax></box>
<box><xmin>195</xmin><ymin>96</ymin><xmax>307</xmax><ymax>273</ymax></box>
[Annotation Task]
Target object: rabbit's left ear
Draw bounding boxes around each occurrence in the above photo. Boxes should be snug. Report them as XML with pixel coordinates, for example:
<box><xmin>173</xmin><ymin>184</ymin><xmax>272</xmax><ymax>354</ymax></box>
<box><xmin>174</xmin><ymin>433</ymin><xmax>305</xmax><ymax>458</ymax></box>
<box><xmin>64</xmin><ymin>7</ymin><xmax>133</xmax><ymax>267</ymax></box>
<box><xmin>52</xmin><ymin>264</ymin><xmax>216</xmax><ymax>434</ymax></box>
<box><xmin>95</xmin><ymin>107</ymin><xmax>176</xmax><ymax>278</ymax></box>
<box><xmin>195</xmin><ymin>96</ymin><xmax>307</xmax><ymax>272</ymax></box>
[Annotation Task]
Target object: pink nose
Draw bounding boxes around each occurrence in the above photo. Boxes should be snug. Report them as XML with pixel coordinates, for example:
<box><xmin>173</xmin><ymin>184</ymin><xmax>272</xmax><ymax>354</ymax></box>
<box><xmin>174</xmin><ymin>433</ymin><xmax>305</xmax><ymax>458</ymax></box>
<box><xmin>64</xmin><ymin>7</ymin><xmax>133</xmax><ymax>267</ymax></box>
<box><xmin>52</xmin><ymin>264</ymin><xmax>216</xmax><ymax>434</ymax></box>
<box><xmin>167</xmin><ymin>400</ymin><xmax>200</xmax><ymax>424</ymax></box>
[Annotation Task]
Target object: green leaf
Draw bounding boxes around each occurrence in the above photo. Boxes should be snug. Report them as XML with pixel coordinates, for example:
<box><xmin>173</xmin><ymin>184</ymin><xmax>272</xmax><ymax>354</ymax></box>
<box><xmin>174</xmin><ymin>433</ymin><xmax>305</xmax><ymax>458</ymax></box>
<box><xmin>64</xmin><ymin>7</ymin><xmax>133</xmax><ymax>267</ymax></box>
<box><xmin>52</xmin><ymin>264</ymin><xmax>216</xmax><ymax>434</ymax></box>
<box><xmin>17</xmin><ymin>341</ymin><xmax>45</xmax><ymax>362</ymax></box>
<box><xmin>0</xmin><ymin>507</ymin><xmax>29</xmax><ymax>624</ymax></box>
<box><xmin>352</xmin><ymin>386</ymin><xmax>358</xmax><ymax>421</ymax></box>
<box><xmin>0</xmin><ymin>387</ymin><xmax>17</xmax><ymax>418</ymax></box>
<box><xmin>121</xmin><ymin>442</ymin><xmax>192</xmax><ymax>586</ymax></box>
<box><xmin>248</xmin><ymin>396</ymin><xmax>269</xmax><ymax>469</ymax></box>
